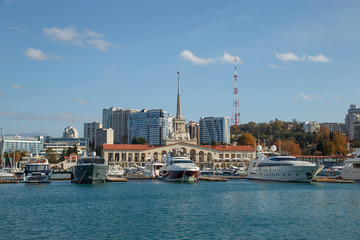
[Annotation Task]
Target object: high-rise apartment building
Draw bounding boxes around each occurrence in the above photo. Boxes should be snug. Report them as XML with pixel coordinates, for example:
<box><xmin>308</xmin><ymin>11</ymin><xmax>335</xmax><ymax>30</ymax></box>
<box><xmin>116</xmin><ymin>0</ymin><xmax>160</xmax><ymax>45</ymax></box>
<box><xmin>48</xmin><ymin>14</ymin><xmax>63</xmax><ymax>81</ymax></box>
<box><xmin>95</xmin><ymin>128</ymin><xmax>114</xmax><ymax>148</ymax></box>
<box><xmin>102</xmin><ymin>107</ymin><xmax>123</xmax><ymax>128</ymax></box>
<box><xmin>128</xmin><ymin>109</ymin><xmax>172</xmax><ymax>145</ymax></box>
<box><xmin>199</xmin><ymin>116</ymin><xmax>230</xmax><ymax>144</ymax></box>
<box><xmin>113</xmin><ymin>108</ymin><xmax>138</xmax><ymax>144</ymax></box>
<box><xmin>84</xmin><ymin>122</ymin><xmax>102</xmax><ymax>150</ymax></box>
<box><xmin>345</xmin><ymin>104</ymin><xmax>360</xmax><ymax>140</ymax></box>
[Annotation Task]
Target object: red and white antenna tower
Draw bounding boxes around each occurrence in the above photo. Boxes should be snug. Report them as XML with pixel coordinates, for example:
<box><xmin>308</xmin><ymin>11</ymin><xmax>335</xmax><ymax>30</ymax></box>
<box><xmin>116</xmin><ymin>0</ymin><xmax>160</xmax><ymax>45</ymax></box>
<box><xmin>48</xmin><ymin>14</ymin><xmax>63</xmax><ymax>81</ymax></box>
<box><xmin>232</xmin><ymin>58</ymin><xmax>240</xmax><ymax>126</ymax></box>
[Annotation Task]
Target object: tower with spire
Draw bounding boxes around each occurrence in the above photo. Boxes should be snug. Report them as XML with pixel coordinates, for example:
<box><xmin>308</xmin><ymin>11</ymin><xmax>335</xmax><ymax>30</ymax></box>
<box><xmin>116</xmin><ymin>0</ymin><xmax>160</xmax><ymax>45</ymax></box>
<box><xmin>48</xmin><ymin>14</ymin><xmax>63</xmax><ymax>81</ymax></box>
<box><xmin>166</xmin><ymin>72</ymin><xmax>195</xmax><ymax>145</ymax></box>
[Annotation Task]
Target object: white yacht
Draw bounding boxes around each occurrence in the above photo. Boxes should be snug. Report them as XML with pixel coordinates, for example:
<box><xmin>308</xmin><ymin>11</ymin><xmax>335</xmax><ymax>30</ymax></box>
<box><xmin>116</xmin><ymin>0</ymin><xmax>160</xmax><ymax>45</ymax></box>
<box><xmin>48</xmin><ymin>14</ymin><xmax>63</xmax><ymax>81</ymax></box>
<box><xmin>340</xmin><ymin>148</ymin><xmax>360</xmax><ymax>181</ymax></box>
<box><xmin>24</xmin><ymin>157</ymin><xmax>51</xmax><ymax>183</ymax></box>
<box><xmin>107</xmin><ymin>164</ymin><xmax>124</xmax><ymax>177</ymax></box>
<box><xmin>246</xmin><ymin>145</ymin><xmax>324</xmax><ymax>183</ymax></box>
<box><xmin>144</xmin><ymin>161</ymin><xmax>165</xmax><ymax>178</ymax></box>
<box><xmin>159</xmin><ymin>149</ymin><xmax>199</xmax><ymax>182</ymax></box>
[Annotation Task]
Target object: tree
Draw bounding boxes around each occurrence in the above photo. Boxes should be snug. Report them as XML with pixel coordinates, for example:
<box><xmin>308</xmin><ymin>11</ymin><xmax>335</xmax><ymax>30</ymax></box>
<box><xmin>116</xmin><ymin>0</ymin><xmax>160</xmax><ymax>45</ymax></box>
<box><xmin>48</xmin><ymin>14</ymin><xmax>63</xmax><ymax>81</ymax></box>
<box><xmin>323</xmin><ymin>142</ymin><xmax>336</xmax><ymax>155</ymax></box>
<box><xmin>131</xmin><ymin>137</ymin><xmax>146</xmax><ymax>144</ymax></box>
<box><xmin>96</xmin><ymin>145</ymin><xmax>103</xmax><ymax>157</ymax></box>
<box><xmin>138</xmin><ymin>137</ymin><xmax>146</xmax><ymax>144</ymax></box>
<box><xmin>237</xmin><ymin>132</ymin><xmax>256</xmax><ymax>147</ymax></box>
<box><xmin>274</xmin><ymin>139</ymin><xmax>302</xmax><ymax>156</ymax></box>
<box><xmin>46</xmin><ymin>147</ymin><xmax>58</xmax><ymax>163</ymax></box>
<box><xmin>333</xmin><ymin>133</ymin><xmax>347</xmax><ymax>154</ymax></box>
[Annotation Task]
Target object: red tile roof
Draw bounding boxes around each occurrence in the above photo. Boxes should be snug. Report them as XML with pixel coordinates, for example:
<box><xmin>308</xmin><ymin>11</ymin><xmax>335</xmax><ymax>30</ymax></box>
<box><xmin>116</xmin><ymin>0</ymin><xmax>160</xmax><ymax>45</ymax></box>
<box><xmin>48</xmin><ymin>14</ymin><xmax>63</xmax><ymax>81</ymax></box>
<box><xmin>207</xmin><ymin>145</ymin><xmax>255</xmax><ymax>152</ymax></box>
<box><xmin>103</xmin><ymin>144</ymin><xmax>157</xmax><ymax>150</ymax></box>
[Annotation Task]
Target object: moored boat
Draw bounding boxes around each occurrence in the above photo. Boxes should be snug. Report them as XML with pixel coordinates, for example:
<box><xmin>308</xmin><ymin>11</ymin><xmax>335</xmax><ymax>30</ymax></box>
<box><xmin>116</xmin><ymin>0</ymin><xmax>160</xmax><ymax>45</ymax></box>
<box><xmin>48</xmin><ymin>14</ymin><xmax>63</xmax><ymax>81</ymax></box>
<box><xmin>159</xmin><ymin>149</ymin><xmax>199</xmax><ymax>182</ymax></box>
<box><xmin>144</xmin><ymin>161</ymin><xmax>165</xmax><ymax>178</ymax></box>
<box><xmin>72</xmin><ymin>154</ymin><xmax>108</xmax><ymax>184</ymax></box>
<box><xmin>340</xmin><ymin>148</ymin><xmax>360</xmax><ymax>181</ymax></box>
<box><xmin>107</xmin><ymin>164</ymin><xmax>124</xmax><ymax>177</ymax></box>
<box><xmin>24</xmin><ymin>158</ymin><xmax>51</xmax><ymax>183</ymax></box>
<box><xmin>247</xmin><ymin>145</ymin><xmax>324</xmax><ymax>183</ymax></box>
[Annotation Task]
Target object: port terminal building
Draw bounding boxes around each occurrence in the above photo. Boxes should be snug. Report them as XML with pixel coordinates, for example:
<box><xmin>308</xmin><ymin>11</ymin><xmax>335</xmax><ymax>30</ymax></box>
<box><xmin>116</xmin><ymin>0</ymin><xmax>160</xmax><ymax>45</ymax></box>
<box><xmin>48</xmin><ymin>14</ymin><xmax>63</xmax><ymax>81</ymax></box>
<box><xmin>102</xmin><ymin>142</ymin><xmax>255</xmax><ymax>169</ymax></box>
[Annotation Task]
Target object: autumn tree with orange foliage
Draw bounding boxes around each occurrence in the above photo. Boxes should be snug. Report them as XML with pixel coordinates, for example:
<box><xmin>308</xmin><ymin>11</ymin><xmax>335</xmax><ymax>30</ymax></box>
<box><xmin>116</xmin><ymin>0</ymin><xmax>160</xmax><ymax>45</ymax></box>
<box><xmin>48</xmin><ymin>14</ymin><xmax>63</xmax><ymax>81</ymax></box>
<box><xmin>237</xmin><ymin>132</ymin><xmax>256</xmax><ymax>148</ymax></box>
<box><xmin>333</xmin><ymin>133</ymin><xmax>347</xmax><ymax>155</ymax></box>
<box><xmin>274</xmin><ymin>139</ymin><xmax>302</xmax><ymax>156</ymax></box>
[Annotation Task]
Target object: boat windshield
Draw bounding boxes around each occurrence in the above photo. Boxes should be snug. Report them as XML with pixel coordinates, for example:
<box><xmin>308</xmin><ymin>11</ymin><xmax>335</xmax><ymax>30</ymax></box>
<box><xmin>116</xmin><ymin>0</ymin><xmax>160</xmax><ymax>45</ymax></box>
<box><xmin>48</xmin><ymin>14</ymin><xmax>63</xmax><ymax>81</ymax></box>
<box><xmin>270</xmin><ymin>157</ymin><xmax>298</xmax><ymax>161</ymax></box>
<box><xmin>173</xmin><ymin>160</ymin><xmax>193</xmax><ymax>164</ymax></box>
<box><xmin>26</xmin><ymin>165</ymin><xmax>49</xmax><ymax>172</ymax></box>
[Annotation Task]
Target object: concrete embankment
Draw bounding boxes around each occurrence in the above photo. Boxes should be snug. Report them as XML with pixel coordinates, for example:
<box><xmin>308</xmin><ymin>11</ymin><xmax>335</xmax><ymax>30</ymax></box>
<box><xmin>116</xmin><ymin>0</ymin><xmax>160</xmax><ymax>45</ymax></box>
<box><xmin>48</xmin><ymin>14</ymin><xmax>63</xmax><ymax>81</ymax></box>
<box><xmin>312</xmin><ymin>177</ymin><xmax>355</xmax><ymax>183</ymax></box>
<box><xmin>199</xmin><ymin>177</ymin><xmax>228</xmax><ymax>181</ymax></box>
<box><xmin>106</xmin><ymin>177</ymin><xmax>128</xmax><ymax>182</ymax></box>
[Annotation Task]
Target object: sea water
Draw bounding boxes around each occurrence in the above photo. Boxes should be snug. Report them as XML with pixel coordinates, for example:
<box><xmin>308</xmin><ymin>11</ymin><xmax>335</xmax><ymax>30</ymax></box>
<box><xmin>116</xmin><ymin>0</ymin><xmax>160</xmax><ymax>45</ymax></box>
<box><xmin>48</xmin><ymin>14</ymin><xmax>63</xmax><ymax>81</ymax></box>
<box><xmin>1</xmin><ymin>180</ymin><xmax>359</xmax><ymax>240</ymax></box>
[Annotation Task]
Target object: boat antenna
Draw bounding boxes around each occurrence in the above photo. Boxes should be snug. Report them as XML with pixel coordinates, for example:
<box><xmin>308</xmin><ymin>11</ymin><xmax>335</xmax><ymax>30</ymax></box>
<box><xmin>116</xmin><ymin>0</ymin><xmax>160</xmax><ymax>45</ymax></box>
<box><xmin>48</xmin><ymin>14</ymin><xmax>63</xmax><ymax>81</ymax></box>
<box><xmin>0</xmin><ymin>128</ymin><xmax>3</xmax><ymax>167</ymax></box>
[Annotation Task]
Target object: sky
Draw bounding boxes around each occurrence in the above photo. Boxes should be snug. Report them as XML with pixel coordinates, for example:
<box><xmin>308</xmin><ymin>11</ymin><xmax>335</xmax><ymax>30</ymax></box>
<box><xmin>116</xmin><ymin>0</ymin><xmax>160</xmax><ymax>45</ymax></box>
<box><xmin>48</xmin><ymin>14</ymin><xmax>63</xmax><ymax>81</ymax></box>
<box><xmin>1</xmin><ymin>0</ymin><xmax>360</xmax><ymax>137</ymax></box>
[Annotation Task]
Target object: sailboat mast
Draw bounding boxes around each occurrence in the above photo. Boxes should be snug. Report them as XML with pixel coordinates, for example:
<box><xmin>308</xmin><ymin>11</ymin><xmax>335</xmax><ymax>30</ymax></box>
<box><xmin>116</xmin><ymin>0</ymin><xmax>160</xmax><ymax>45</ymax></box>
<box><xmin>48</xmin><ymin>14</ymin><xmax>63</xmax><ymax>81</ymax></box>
<box><xmin>0</xmin><ymin>128</ymin><xmax>4</xmax><ymax>167</ymax></box>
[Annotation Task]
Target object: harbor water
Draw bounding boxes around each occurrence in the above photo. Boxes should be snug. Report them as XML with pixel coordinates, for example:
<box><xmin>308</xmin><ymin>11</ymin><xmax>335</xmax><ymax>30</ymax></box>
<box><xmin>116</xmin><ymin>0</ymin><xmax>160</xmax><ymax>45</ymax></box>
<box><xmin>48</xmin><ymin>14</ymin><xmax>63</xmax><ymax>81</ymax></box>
<box><xmin>1</xmin><ymin>180</ymin><xmax>360</xmax><ymax>240</ymax></box>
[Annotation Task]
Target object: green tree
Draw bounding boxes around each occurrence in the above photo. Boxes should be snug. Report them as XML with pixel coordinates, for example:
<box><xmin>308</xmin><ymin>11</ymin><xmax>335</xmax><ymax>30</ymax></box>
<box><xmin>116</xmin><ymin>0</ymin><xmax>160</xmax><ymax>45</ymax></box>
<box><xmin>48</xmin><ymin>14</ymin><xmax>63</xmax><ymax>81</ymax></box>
<box><xmin>46</xmin><ymin>147</ymin><xmax>58</xmax><ymax>163</ymax></box>
<box><xmin>96</xmin><ymin>145</ymin><xmax>103</xmax><ymax>157</ymax></box>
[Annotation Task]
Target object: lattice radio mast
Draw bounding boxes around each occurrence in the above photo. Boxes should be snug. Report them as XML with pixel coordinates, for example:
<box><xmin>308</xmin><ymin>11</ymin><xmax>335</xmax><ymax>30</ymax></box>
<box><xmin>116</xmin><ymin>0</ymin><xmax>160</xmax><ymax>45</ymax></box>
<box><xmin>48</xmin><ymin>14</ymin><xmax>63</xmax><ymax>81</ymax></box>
<box><xmin>232</xmin><ymin>58</ymin><xmax>240</xmax><ymax>126</ymax></box>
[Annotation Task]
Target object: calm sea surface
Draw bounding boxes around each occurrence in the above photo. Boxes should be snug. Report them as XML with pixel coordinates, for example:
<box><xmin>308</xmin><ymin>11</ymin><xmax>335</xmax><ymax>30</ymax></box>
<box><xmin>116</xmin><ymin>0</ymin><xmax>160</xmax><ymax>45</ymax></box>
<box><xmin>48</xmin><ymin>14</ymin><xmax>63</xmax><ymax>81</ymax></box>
<box><xmin>1</xmin><ymin>180</ymin><xmax>360</xmax><ymax>240</ymax></box>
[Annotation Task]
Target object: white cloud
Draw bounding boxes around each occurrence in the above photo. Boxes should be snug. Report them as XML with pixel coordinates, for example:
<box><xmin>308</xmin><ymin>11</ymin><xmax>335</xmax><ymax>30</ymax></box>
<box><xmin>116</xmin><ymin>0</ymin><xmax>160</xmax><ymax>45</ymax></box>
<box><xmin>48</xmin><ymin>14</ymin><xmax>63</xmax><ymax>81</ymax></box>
<box><xmin>86</xmin><ymin>39</ymin><xmax>116</xmax><ymax>52</ymax></box>
<box><xmin>180</xmin><ymin>50</ymin><xmax>215</xmax><ymax>65</ymax></box>
<box><xmin>220</xmin><ymin>52</ymin><xmax>243</xmax><ymax>64</ymax></box>
<box><xmin>43</xmin><ymin>26</ymin><xmax>115</xmax><ymax>51</ymax></box>
<box><xmin>266</xmin><ymin>64</ymin><xmax>287</xmax><ymax>70</ymax></box>
<box><xmin>24</xmin><ymin>48</ymin><xmax>49</xmax><ymax>60</ymax></box>
<box><xmin>43</xmin><ymin>26</ymin><xmax>81</xmax><ymax>44</ymax></box>
<box><xmin>23</xmin><ymin>48</ymin><xmax>61</xmax><ymax>61</ymax></box>
<box><xmin>84</xmin><ymin>30</ymin><xmax>105</xmax><ymax>38</ymax></box>
<box><xmin>275</xmin><ymin>52</ymin><xmax>333</xmax><ymax>64</ymax></box>
<box><xmin>180</xmin><ymin>50</ymin><xmax>243</xmax><ymax>65</ymax></box>
<box><xmin>275</xmin><ymin>52</ymin><xmax>305</xmax><ymax>62</ymax></box>
<box><xmin>308</xmin><ymin>54</ymin><xmax>332</xmax><ymax>63</ymax></box>
<box><xmin>11</xmin><ymin>84</ymin><xmax>24</xmax><ymax>90</ymax></box>
<box><xmin>76</xmin><ymin>98</ymin><xmax>91</xmax><ymax>106</ymax></box>
<box><xmin>294</xmin><ymin>93</ymin><xmax>320</xmax><ymax>102</ymax></box>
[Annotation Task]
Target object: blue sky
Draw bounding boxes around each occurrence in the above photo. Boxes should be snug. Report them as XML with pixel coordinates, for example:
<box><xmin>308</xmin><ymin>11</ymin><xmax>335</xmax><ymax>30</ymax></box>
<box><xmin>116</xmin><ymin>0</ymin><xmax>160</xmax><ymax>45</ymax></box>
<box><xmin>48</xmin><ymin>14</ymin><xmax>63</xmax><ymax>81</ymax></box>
<box><xmin>1</xmin><ymin>0</ymin><xmax>360</xmax><ymax>137</ymax></box>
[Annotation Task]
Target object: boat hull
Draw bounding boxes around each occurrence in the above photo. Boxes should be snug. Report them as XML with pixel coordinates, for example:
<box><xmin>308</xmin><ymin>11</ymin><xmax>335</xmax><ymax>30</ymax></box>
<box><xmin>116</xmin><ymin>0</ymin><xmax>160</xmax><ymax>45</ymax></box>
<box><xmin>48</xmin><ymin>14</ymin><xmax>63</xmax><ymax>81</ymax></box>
<box><xmin>72</xmin><ymin>165</ymin><xmax>108</xmax><ymax>184</ymax></box>
<box><xmin>24</xmin><ymin>173</ymin><xmax>51</xmax><ymax>183</ymax></box>
<box><xmin>340</xmin><ymin>167</ymin><xmax>360</xmax><ymax>181</ymax></box>
<box><xmin>160</xmin><ymin>170</ymin><xmax>199</xmax><ymax>182</ymax></box>
<box><xmin>246</xmin><ymin>165</ymin><xmax>324</xmax><ymax>183</ymax></box>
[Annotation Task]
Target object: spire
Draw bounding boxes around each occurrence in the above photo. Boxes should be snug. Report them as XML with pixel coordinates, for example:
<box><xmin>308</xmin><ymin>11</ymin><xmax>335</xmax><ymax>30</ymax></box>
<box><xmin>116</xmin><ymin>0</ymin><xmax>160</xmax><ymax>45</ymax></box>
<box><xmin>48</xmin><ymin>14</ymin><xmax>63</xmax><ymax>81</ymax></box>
<box><xmin>176</xmin><ymin>71</ymin><xmax>181</xmax><ymax>119</ymax></box>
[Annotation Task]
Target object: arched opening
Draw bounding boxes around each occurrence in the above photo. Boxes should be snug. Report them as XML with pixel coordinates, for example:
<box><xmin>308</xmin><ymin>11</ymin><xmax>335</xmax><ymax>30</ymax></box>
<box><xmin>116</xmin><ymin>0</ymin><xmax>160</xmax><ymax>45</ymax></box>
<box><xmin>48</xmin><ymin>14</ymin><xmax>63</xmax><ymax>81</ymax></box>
<box><xmin>128</xmin><ymin>153</ymin><xmax>133</xmax><ymax>162</ymax></box>
<box><xmin>134</xmin><ymin>153</ymin><xmax>140</xmax><ymax>162</ymax></box>
<box><xmin>190</xmin><ymin>149</ymin><xmax>196</xmax><ymax>162</ymax></box>
<box><xmin>161</xmin><ymin>150</ymin><xmax>167</xmax><ymax>159</ymax></box>
<box><xmin>153</xmin><ymin>152</ymin><xmax>159</xmax><ymax>161</ymax></box>
<box><xmin>207</xmin><ymin>152</ymin><xmax>212</xmax><ymax>162</ymax></box>
<box><xmin>199</xmin><ymin>151</ymin><xmax>204</xmax><ymax>163</ymax></box>
<box><xmin>181</xmin><ymin>148</ymin><xmax>187</xmax><ymax>155</ymax></box>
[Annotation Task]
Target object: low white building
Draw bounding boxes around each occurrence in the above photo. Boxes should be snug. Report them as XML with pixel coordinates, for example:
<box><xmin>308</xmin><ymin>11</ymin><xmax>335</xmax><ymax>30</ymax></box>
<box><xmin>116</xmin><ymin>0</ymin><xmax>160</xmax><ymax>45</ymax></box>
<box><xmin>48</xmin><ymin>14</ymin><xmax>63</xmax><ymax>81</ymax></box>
<box><xmin>103</xmin><ymin>142</ymin><xmax>255</xmax><ymax>169</ymax></box>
